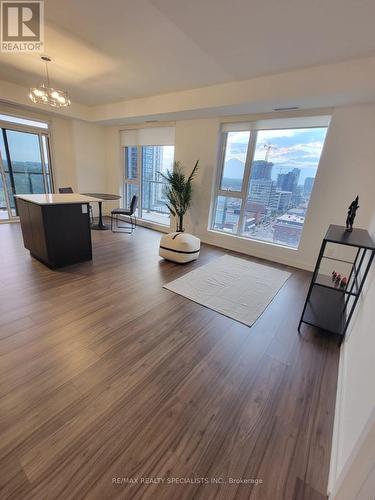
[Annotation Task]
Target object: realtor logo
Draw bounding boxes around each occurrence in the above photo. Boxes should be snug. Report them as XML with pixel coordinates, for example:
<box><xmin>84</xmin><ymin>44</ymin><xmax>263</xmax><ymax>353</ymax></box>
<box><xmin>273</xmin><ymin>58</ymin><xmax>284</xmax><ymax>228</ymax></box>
<box><xmin>1</xmin><ymin>1</ymin><xmax>44</xmax><ymax>52</ymax></box>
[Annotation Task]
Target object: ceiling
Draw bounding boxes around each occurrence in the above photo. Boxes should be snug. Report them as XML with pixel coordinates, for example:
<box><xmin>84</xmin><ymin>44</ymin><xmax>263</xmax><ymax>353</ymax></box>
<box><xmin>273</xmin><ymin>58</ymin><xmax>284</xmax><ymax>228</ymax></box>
<box><xmin>0</xmin><ymin>0</ymin><xmax>375</xmax><ymax>106</ymax></box>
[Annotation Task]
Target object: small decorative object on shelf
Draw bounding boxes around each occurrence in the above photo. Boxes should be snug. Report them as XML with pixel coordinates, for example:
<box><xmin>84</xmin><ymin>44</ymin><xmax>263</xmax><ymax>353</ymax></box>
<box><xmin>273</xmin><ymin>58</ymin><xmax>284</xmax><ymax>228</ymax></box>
<box><xmin>346</xmin><ymin>195</ymin><xmax>360</xmax><ymax>232</ymax></box>
<box><xmin>340</xmin><ymin>277</ymin><xmax>347</xmax><ymax>288</ymax></box>
<box><xmin>298</xmin><ymin>224</ymin><xmax>374</xmax><ymax>345</ymax></box>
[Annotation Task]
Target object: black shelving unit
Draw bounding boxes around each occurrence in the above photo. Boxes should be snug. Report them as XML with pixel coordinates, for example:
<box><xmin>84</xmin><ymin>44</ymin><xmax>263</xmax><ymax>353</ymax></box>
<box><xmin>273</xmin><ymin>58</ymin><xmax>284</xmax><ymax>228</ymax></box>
<box><xmin>298</xmin><ymin>224</ymin><xmax>375</xmax><ymax>344</ymax></box>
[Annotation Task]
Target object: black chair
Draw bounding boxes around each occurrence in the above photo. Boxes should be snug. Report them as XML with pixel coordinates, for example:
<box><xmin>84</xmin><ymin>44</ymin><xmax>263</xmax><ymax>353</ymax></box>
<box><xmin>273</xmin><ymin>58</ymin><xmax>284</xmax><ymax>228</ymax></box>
<box><xmin>58</xmin><ymin>187</ymin><xmax>94</xmax><ymax>223</ymax></box>
<box><xmin>110</xmin><ymin>195</ymin><xmax>138</xmax><ymax>233</ymax></box>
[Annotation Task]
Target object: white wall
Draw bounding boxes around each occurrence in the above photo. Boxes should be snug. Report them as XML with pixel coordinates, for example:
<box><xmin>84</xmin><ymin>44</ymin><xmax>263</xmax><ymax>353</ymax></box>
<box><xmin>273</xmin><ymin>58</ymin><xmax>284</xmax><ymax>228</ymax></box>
<box><xmin>329</xmin><ymin>409</ymin><xmax>375</xmax><ymax>500</ymax></box>
<box><xmin>71</xmin><ymin>120</ymin><xmax>107</xmax><ymax>193</ymax></box>
<box><xmin>103</xmin><ymin>104</ymin><xmax>375</xmax><ymax>270</ymax></box>
<box><xmin>0</xmin><ymin>104</ymin><xmax>79</xmax><ymax>193</ymax></box>
<box><xmin>0</xmin><ymin>105</ymin><xmax>109</xmax><ymax>216</ymax></box>
<box><xmin>3</xmin><ymin>102</ymin><xmax>375</xmax><ymax>272</ymax></box>
<box><xmin>49</xmin><ymin>116</ymin><xmax>77</xmax><ymax>191</ymax></box>
<box><xmin>328</xmin><ymin>212</ymin><xmax>375</xmax><ymax>497</ymax></box>
<box><xmin>170</xmin><ymin>104</ymin><xmax>375</xmax><ymax>270</ymax></box>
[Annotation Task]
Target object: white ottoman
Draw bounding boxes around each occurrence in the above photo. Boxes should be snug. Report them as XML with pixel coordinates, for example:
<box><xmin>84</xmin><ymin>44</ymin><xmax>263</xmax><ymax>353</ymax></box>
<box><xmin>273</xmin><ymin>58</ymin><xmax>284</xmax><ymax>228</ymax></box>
<box><xmin>159</xmin><ymin>232</ymin><xmax>200</xmax><ymax>263</ymax></box>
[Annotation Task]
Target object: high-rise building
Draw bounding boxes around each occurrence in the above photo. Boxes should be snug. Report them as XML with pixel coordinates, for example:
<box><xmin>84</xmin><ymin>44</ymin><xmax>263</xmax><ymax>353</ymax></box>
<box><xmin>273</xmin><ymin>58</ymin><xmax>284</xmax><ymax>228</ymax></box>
<box><xmin>248</xmin><ymin>179</ymin><xmax>277</xmax><ymax>208</ymax></box>
<box><xmin>251</xmin><ymin>160</ymin><xmax>273</xmax><ymax>180</ymax></box>
<box><xmin>291</xmin><ymin>185</ymin><xmax>303</xmax><ymax>206</ymax></box>
<box><xmin>142</xmin><ymin>146</ymin><xmax>164</xmax><ymax>212</ymax></box>
<box><xmin>126</xmin><ymin>146</ymin><xmax>138</xmax><ymax>179</ymax></box>
<box><xmin>277</xmin><ymin>168</ymin><xmax>301</xmax><ymax>193</ymax></box>
<box><xmin>303</xmin><ymin>177</ymin><xmax>315</xmax><ymax>196</ymax></box>
<box><xmin>273</xmin><ymin>190</ymin><xmax>292</xmax><ymax>212</ymax></box>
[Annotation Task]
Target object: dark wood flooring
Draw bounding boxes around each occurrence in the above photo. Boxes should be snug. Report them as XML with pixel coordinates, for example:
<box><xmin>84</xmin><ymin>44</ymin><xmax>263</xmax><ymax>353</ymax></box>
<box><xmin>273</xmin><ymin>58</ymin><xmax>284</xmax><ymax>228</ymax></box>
<box><xmin>0</xmin><ymin>222</ymin><xmax>339</xmax><ymax>500</ymax></box>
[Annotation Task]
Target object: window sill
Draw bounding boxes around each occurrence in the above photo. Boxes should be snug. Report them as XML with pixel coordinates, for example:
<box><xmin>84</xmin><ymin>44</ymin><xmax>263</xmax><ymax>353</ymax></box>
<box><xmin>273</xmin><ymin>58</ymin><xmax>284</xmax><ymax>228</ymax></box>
<box><xmin>136</xmin><ymin>217</ymin><xmax>171</xmax><ymax>233</ymax></box>
<box><xmin>208</xmin><ymin>228</ymin><xmax>299</xmax><ymax>251</ymax></box>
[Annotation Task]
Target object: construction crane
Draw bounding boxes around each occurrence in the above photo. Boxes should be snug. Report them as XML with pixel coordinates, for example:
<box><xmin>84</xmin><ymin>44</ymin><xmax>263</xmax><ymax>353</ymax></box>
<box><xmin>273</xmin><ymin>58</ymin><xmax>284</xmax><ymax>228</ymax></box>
<box><xmin>264</xmin><ymin>144</ymin><xmax>272</xmax><ymax>162</ymax></box>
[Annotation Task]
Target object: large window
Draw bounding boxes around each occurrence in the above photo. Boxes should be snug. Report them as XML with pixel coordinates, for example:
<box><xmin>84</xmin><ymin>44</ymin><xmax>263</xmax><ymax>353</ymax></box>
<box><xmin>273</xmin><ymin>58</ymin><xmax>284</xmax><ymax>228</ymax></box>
<box><xmin>0</xmin><ymin>115</ymin><xmax>53</xmax><ymax>221</ymax></box>
<box><xmin>123</xmin><ymin>144</ymin><xmax>174</xmax><ymax>225</ymax></box>
<box><xmin>212</xmin><ymin>118</ymin><xmax>329</xmax><ymax>248</ymax></box>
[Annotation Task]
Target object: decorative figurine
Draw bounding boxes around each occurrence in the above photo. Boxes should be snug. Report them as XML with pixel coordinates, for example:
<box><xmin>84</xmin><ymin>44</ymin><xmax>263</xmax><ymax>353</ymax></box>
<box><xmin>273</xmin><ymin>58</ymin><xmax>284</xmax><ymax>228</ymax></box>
<box><xmin>346</xmin><ymin>196</ymin><xmax>360</xmax><ymax>232</ymax></box>
<box><xmin>340</xmin><ymin>276</ymin><xmax>348</xmax><ymax>288</ymax></box>
<box><xmin>335</xmin><ymin>274</ymin><xmax>341</xmax><ymax>287</ymax></box>
<box><xmin>332</xmin><ymin>271</ymin><xmax>337</xmax><ymax>281</ymax></box>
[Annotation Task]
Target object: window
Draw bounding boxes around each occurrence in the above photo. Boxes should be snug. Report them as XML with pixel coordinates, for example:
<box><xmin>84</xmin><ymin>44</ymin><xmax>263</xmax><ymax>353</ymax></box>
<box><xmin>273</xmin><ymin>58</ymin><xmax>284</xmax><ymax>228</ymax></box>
<box><xmin>212</xmin><ymin>118</ymin><xmax>329</xmax><ymax>248</ymax></box>
<box><xmin>123</xmin><ymin>144</ymin><xmax>175</xmax><ymax>225</ymax></box>
<box><xmin>220</xmin><ymin>131</ymin><xmax>250</xmax><ymax>191</ymax></box>
<box><xmin>0</xmin><ymin>115</ymin><xmax>53</xmax><ymax>221</ymax></box>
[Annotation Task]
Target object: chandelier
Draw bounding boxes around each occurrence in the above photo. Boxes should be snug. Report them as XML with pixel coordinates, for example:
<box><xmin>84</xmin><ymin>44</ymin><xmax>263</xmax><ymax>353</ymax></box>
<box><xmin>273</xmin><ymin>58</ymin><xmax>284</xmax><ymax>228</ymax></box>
<box><xmin>29</xmin><ymin>56</ymin><xmax>71</xmax><ymax>108</ymax></box>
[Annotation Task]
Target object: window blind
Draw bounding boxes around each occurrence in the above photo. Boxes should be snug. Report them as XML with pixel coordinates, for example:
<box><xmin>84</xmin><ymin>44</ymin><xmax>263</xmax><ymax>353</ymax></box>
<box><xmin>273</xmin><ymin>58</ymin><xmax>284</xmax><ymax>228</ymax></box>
<box><xmin>221</xmin><ymin>115</ymin><xmax>331</xmax><ymax>132</ymax></box>
<box><xmin>120</xmin><ymin>126</ymin><xmax>175</xmax><ymax>147</ymax></box>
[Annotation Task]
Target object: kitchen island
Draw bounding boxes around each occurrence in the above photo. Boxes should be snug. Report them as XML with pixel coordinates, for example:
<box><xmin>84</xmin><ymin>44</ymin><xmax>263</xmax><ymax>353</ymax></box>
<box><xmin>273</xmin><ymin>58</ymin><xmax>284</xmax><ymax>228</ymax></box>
<box><xmin>15</xmin><ymin>194</ymin><xmax>101</xmax><ymax>268</ymax></box>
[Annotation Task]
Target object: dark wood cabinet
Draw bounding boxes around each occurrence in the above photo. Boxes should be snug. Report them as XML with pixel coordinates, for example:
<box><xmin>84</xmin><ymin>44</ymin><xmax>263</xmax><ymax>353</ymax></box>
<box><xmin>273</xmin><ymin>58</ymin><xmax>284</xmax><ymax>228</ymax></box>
<box><xmin>17</xmin><ymin>197</ymin><xmax>93</xmax><ymax>268</ymax></box>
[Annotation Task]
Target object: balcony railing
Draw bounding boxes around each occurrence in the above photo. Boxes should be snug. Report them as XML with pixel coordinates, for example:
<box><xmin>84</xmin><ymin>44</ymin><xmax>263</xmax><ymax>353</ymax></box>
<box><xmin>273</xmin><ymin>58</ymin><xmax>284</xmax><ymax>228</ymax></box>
<box><xmin>142</xmin><ymin>179</ymin><xmax>170</xmax><ymax>216</ymax></box>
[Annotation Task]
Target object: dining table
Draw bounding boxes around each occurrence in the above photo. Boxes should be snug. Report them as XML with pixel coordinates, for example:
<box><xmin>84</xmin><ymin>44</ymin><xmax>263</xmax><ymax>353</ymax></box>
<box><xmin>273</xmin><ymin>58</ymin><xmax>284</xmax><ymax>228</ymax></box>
<box><xmin>82</xmin><ymin>192</ymin><xmax>121</xmax><ymax>230</ymax></box>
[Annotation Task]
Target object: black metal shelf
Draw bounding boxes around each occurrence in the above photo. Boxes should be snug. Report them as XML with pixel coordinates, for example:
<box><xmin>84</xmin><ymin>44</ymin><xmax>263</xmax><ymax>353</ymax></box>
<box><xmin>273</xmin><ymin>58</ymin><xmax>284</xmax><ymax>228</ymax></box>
<box><xmin>303</xmin><ymin>286</ymin><xmax>346</xmax><ymax>337</ymax></box>
<box><xmin>299</xmin><ymin>224</ymin><xmax>375</xmax><ymax>345</ymax></box>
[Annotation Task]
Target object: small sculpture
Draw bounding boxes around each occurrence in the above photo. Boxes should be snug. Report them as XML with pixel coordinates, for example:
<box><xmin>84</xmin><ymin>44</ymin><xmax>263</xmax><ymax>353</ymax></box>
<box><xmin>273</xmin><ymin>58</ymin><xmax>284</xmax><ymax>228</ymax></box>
<box><xmin>346</xmin><ymin>196</ymin><xmax>360</xmax><ymax>232</ymax></box>
<box><xmin>340</xmin><ymin>276</ymin><xmax>348</xmax><ymax>288</ymax></box>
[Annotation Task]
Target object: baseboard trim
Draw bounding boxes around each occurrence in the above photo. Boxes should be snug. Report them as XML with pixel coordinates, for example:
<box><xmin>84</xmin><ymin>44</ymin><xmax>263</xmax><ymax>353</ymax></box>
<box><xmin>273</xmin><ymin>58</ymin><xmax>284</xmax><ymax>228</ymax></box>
<box><xmin>327</xmin><ymin>341</ymin><xmax>346</xmax><ymax>496</ymax></box>
<box><xmin>132</xmin><ymin>221</ymin><xmax>314</xmax><ymax>272</ymax></box>
<box><xmin>198</xmin><ymin>234</ymin><xmax>314</xmax><ymax>272</ymax></box>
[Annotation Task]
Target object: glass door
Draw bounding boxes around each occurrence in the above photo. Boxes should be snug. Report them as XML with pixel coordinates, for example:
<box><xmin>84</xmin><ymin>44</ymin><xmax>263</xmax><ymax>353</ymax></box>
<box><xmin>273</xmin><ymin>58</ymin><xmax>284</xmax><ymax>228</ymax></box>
<box><xmin>0</xmin><ymin>128</ymin><xmax>53</xmax><ymax>220</ymax></box>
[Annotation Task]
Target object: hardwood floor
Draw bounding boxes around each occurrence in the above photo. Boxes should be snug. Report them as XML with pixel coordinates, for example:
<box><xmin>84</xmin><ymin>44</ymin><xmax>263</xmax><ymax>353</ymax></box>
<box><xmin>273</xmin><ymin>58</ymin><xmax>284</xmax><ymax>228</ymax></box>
<box><xmin>0</xmin><ymin>222</ymin><xmax>339</xmax><ymax>500</ymax></box>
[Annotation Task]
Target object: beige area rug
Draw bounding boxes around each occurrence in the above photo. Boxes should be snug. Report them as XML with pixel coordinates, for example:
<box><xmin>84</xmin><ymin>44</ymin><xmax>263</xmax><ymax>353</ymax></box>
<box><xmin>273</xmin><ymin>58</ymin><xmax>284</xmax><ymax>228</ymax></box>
<box><xmin>163</xmin><ymin>255</ymin><xmax>291</xmax><ymax>326</ymax></box>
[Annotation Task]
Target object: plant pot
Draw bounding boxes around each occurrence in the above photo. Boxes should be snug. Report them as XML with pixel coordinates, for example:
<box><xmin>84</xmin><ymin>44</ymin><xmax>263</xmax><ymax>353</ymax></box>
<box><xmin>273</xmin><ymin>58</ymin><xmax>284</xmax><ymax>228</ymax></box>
<box><xmin>159</xmin><ymin>232</ymin><xmax>200</xmax><ymax>263</ymax></box>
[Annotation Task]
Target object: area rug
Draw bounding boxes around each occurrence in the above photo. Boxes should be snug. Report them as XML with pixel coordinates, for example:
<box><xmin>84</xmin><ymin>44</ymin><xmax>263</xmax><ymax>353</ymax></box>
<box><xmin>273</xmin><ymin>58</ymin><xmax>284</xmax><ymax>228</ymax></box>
<box><xmin>163</xmin><ymin>255</ymin><xmax>291</xmax><ymax>326</ymax></box>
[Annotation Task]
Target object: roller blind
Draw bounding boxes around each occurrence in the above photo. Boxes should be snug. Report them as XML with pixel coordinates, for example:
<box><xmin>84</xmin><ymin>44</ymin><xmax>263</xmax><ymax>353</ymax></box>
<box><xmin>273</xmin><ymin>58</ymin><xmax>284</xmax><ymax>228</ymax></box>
<box><xmin>120</xmin><ymin>126</ymin><xmax>175</xmax><ymax>147</ymax></box>
<box><xmin>221</xmin><ymin>115</ymin><xmax>331</xmax><ymax>132</ymax></box>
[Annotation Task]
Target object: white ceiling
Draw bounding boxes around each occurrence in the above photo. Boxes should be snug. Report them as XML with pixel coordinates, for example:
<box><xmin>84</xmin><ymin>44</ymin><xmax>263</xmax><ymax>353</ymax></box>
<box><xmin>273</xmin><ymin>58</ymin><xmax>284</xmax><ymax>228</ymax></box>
<box><xmin>0</xmin><ymin>0</ymin><xmax>375</xmax><ymax>105</ymax></box>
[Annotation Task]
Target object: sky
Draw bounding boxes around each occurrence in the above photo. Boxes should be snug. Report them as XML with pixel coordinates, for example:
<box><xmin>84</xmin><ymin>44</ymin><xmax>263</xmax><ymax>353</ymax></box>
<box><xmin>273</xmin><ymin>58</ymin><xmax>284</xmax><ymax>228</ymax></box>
<box><xmin>0</xmin><ymin>130</ymin><xmax>42</xmax><ymax>163</ymax></box>
<box><xmin>224</xmin><ymin>127</ymin><xmax>328</xmax><ymax>184</ymax></box>
<box><xmin>160</xmin><ymin>145</ymin><xmax>175</xmax><ymax>172</ymax></box>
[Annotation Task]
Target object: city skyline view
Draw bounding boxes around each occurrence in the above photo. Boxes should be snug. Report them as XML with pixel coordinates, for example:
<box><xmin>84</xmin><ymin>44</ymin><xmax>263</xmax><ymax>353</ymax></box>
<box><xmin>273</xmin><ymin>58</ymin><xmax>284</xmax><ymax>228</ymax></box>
<box><xmin>214</xmin><ymin>126</ymin><xmax>328</xmax><ymax>248</ymax></box>
<box><xmin>222</xmin><ymin>127</ymin><xmax>327</xmax><ymax>186</ymax></box>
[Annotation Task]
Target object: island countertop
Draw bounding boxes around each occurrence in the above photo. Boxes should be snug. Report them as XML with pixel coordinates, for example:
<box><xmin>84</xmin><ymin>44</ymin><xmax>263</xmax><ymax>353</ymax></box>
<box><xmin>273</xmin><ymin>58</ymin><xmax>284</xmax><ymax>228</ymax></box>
<box><xmin>15</xmin><ymin>194</ymin><xmax>102</xmax><ymax>205</ymax></box>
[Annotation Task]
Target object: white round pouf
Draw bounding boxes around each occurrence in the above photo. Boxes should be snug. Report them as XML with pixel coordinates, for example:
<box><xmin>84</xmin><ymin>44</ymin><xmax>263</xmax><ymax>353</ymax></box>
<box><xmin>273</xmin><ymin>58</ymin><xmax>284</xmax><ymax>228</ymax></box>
<box><xmin>159</xmin><ymin>232</ymin><xmax>200</xmax><ymax>263</ymax></box>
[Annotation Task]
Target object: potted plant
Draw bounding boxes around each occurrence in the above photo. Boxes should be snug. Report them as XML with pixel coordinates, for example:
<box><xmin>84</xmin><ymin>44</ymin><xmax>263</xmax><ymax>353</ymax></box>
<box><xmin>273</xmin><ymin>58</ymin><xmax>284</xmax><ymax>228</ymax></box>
<box><xmin>160</xmin><ymin>160</ymin><xmax>199</xmax><ymax>232</ymax></box>
<box><xmin>158</xmin><ymin>160</ymin><xmax>201</xmax><ymax>263</ymax></box>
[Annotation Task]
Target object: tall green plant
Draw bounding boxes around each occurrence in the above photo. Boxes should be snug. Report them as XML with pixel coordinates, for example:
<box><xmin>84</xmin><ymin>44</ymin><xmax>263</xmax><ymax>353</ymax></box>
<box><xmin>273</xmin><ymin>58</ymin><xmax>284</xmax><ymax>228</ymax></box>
<box><xmin>160</xmin><ymin>160</ymin><xmax>199</xmax><ymax>232</ymax></box>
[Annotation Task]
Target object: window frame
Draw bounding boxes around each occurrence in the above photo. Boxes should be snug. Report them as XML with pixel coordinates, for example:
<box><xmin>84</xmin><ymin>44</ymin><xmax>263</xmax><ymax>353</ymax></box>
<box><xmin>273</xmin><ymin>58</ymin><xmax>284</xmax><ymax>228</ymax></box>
<box><xmin>0</xmin><ymin>119</ymin><xmax>55</xmax><ymax>220</ymax></box>
<box><xmin>211</xmin><ymin>119</ymin><xmax>330</xmax><ymax>248</ymax></box>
